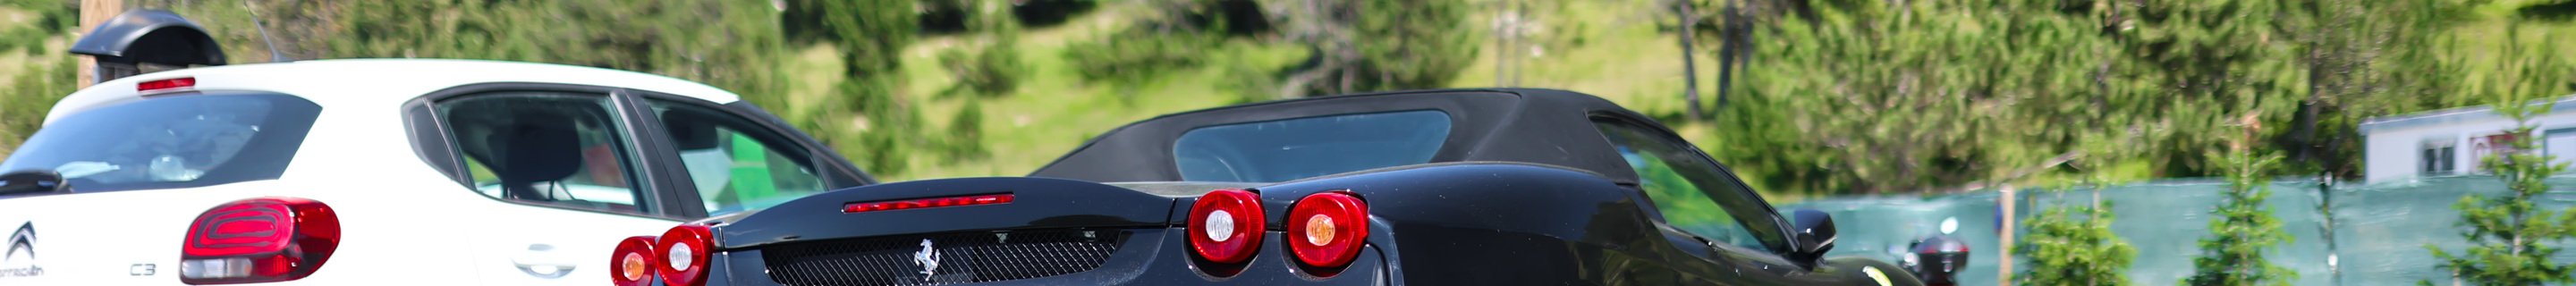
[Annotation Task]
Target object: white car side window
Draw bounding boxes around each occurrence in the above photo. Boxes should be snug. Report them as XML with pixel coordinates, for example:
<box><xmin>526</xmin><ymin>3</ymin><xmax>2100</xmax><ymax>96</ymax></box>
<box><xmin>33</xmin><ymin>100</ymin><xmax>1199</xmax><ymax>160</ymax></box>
<box><xmin>442</xmin><ymin>94</ymin><xmax>651</xmax><ymax>214</ymax></box>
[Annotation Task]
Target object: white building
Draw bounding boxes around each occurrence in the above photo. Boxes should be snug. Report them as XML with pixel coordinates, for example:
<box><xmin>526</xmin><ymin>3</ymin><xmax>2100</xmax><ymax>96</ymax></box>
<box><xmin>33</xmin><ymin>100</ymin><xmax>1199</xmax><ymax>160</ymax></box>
<box><xmin>2360</xmin><ymin>97</ymin><xmax>2576</xmax><ymax>183</ymax></box>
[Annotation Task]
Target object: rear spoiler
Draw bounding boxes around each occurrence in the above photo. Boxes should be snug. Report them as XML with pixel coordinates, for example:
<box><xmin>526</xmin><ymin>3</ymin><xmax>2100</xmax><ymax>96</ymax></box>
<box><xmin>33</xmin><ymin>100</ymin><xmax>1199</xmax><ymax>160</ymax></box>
<box><xmin>69</xmin><ymin>9</ymin><xmax>227</xmax><ymax>83</ymax></box>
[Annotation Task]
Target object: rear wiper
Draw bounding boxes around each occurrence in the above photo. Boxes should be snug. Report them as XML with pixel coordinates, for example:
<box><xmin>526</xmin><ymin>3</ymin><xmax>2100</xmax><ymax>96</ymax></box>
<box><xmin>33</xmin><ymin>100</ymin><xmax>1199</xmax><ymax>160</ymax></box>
<box><xmin>0</xmin><ymin>170</ymin><xmax>70</xmax><ymax>196</ymax></box>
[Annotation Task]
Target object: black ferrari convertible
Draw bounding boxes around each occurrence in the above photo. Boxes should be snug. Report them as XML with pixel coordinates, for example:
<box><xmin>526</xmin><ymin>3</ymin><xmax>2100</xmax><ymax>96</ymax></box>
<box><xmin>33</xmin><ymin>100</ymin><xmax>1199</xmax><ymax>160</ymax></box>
<box><xmin>608</xmin><ymin>88</ymin><xmax>1922</xmax><ymax>286</ymax></box>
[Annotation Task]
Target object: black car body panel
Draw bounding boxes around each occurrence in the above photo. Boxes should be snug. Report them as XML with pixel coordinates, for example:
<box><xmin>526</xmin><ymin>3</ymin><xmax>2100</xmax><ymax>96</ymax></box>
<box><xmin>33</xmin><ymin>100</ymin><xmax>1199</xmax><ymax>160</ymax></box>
<box><xmin>706</xmin><ymin>230</ymin><xmax>1394</xmax><ymax>286</ymax></box>
<box><xmin>716</xmin><ymin>177</ymin><xmax>1174</xmax><ymax>249</ymax></box>
<box><xmin>1030</xmin><ymin>89</ymin><xmax>1642</xmax><ymax>185</ymax></box>
<box><xmin>691</xmin><ymin>88</ymin><xmax>1920</xmax><ymax>286</ymax></box>
<box><xmin>1251</xmin><ymin>163</ymin><xmax>1700</xmax><ymax>284</ymax></box>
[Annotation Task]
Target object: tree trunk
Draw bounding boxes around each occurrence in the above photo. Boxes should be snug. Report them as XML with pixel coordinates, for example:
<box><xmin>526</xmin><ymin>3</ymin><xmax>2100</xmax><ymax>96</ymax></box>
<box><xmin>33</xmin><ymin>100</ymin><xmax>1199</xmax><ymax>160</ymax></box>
<box><xmin>1679</xmin><ymin>0</ymin><xmax>1702</xmax><ymax>121</ymax></box>
<box><xmin>1712</xmin><ymin>0</ymin><xmax>1743</xmax><ymax>118</ymax></box>
<box><xmin>2298</xmin><ymin>0</ymin><xmax>2326</xmax><ymax>166</ymax></box>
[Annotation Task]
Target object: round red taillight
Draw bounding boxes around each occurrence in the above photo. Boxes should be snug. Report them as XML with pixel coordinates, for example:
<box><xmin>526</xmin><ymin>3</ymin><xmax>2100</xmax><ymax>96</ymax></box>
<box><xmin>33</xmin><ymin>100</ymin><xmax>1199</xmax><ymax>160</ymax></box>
<box><xmin>1286</xmin><ymin>191</ymin><xmax>1368</xmax><ymax>268</ymax></box>
<box><xmin>1188</xmin><ymin>189</ymin><xmax>1265</xmax><ymax>264</ymax></box>
<box><xmin>178</xmin><ymin>197</ymin><xmax>339</xmax><ymax>285</ymax></box>
<box><xmin>610</xmin><ymin>236</ymin><xmax>659</xmax><ymax>286</ymax></box>
<box><xmin>657</xmin><ymin>225</ymin><xmax>714</xmax><ymax>286</ymax></box>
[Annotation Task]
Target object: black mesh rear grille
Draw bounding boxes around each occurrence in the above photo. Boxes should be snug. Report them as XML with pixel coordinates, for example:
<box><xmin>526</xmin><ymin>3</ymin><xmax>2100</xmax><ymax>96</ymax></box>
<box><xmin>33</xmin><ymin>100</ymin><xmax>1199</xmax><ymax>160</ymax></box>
<box><xmin>761</xmin><ymin>230</ymin><xmax>1123</xmax><ymax>286</ymax></box>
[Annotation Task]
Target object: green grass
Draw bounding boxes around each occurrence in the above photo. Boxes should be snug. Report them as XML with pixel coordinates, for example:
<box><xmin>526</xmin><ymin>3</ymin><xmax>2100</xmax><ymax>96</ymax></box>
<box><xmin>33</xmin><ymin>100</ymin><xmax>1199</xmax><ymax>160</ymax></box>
<box><xmin>2443</xmin><ymin>10</ymin><xmax>2576</xmax><ymax>91</ymax></box>
<box><xmin>794</xmin><ymin>3</ymin><xmax>1306</xmax><ymax>181</ymax></box>
<box><xmin>832</xmin><ymin>0</ymin><xmax>1840</xmax><ymax>199</ymax></box>
<box><xmin>1448</xmin><ymin>0</ymin><xmax>1702</xmax><ymax>112</ymax></box>
<box><xmin>0</xmin><ymin>7</ymin><xmax>51</xmax><ymax>85</ymax></box>
<box><xmin>0</xmin><ymin>38</ymin><xmax>68</xmax><ymax>91</ymax></box>
<box><xmin>889</xmin><ymin>42</ymin><xmax>1304</xmax><ymax>181</ymax></box>
<box><xmin>1445</xmin><ymin>0</ymin><xmax>1809</xmax><ymax>197</ymax></box>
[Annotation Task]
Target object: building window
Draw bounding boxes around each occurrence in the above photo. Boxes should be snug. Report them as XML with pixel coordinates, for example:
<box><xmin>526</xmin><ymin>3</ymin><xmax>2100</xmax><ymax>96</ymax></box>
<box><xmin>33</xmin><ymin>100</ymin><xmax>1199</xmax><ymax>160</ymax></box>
<box><xmin>2470</xmin><ymin>131</ymin><xmax>2538</xmax><ymax>175</ymax></box>
<box><xmin>2423</xmin><ymin>139</ymin><xmax>2456</xmax><ymax>175</ymax></box>
<box><xmin>2548</xmin><ymin>128</ymin><xmax>2576</xmax><ymax>165</ymax></box>
<box><xmin>2476</xmin><ymin>132</ymin><xmax>2529</xmax><ymax>156</ymax></box>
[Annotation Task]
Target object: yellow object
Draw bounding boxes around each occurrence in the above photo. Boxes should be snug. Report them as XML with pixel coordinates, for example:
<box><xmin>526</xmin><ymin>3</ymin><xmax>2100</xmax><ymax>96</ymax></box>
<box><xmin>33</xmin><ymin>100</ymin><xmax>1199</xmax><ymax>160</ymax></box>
<box><xmin>621</xmin><ymin>253</ymin><xmax>649</xmax><ymax>280</ymax></box>
<box><xmin>1863</xmin><ymin>266</ymin><xmax>1891</xmax><ymax>286</ymax></box>
<box><xmin>1305</xmin><ymin>214</ymin><xmax>1336</xmax><ymax>245</ymax></box>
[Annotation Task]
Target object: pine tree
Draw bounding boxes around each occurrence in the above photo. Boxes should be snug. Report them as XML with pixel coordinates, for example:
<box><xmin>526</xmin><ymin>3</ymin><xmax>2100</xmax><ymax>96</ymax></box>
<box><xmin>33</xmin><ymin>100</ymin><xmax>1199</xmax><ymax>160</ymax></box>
<box><xmin>2113</xmin><ymin>0</ymin><xmax>2301</xmax><ymax>178</ymax></box>
<box><xmin>1062</xmin><ymin>0</ymin><xmax>1237</xmax><ymax>95</ymax></box>
<box><xmin>2186</xmin><ymin>116</ymin><xmax>2297</xmax><ymax>286</ymax></box>
<box><xmin>779</xmin><ymin>0</ymin><xmax>924</xmax><ymax>175</ymax></box>
<box><xmin>1344</xmin><ymin>0</ymin><xmax>1476</xmax><ymax>92</ymax></box>
<box><xmin>938</xmin><ymin>0</ymin><xmax>1029</xmax><ymax>100</ymax></box>
<box><xmin>1265</xmin><ymin>0</ymin><xmax>1475</xmax><ymax>97</ymax></box>
<box><xmin>2423</xmin><ymin>27</ymin><xmax>2576</xmax><ymax>286</ymax></box>
<box><xmin>2018</xmin><ymin>177</ymin><xmax>2139</xmax><ymax>286</ymax></box>
<box><xmin>1713</xmin><ymin>0</ymin><xmax>2167</xmax><ymax>194</ymax></box>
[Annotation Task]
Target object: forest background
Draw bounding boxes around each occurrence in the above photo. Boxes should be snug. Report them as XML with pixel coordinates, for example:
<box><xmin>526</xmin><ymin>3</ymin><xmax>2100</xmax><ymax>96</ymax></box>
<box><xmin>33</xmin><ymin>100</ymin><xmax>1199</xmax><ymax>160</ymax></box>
<box><xmin>1</xmin><ymin>0</ymin><xmax>2571</xmax><ymax>199</ymax></box>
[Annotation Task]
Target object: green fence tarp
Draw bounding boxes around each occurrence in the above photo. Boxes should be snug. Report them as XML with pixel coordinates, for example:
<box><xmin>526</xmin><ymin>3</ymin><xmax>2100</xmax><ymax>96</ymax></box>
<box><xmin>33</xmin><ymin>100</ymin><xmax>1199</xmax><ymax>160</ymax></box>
<box><xmin>1784</xmin><ymin>175</ymin><xmax>2576</xmax><ymax>285</ymax></box>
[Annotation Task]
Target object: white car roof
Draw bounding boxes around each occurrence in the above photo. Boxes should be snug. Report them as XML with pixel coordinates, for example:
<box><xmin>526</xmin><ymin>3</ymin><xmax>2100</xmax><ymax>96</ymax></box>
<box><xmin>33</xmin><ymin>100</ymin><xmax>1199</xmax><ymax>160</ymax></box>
<box><xmin>46</xmin><ymin>59</ymin><xmax>744</xmax><ymax>124</ymax></box>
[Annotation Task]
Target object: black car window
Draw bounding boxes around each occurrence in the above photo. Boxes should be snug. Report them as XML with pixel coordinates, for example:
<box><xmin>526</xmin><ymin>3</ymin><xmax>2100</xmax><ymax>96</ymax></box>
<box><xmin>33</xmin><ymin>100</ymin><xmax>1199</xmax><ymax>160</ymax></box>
<box><xmin>439</xmin><ymin>94</ymin><xmax>651</xmax><ymax>214</ymax></box>
<box><xmin>1172</xmin><ymin>110</ymin><xmax>1452</xmax><ymax>182</ymax></box>
<box><xmin>0</xmin><ymin>92</ymin><xmax>319</xmax><ymax>193</ymax></box>
<box><xmin>1594</xmin><ymin>119</ymin><xmax>1788</xmax><ymax>253</ymax></box>
<box><xmin>648</xmin><ymin>100</ymin><xmax>829</xmax><ymax>215</ymax></box>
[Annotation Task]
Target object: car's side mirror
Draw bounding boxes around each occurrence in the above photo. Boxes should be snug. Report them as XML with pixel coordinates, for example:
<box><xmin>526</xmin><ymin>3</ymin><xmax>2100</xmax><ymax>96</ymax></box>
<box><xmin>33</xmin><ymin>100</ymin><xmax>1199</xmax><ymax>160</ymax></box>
<box><xmin>1785</xmin><ymin>208</ymin><xmax>1835</xmax><ymax>265</ymax></box>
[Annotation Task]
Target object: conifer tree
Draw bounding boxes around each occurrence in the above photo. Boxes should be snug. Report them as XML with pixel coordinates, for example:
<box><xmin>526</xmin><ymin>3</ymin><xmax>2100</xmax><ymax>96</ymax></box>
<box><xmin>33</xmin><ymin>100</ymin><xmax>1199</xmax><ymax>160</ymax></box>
<box><xmin>781</xmin><ymin>0</ymin><xmax>924</xmax><ymax>175</ymax></box>
<box><xmin>2423</xmin><ymin>27</ymin><xmax>2576</xmax><ymax>286</ymax></box>
<box><xmin>2018</xmin><ymin>176</ymin><xmax>2139</xmax><ymax>286</ymax></box>
<box><xmin>2186</xmin><ymin>115</ymin><xmax>2296</xmax><ymax>286</ymax></box>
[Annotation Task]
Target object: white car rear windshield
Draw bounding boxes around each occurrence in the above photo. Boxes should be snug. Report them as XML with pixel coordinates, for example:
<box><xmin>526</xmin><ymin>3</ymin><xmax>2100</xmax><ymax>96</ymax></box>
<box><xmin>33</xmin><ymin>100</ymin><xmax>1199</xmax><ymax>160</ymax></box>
<box><xmin>1172</xmin><ymin>110</ymin><xmax>1453</xmax><ymax>182</ymax></box>
<box><xmin>0</xmin><ymin>92</ymin><xmax>321</xmax><ymax>192</ymax></box>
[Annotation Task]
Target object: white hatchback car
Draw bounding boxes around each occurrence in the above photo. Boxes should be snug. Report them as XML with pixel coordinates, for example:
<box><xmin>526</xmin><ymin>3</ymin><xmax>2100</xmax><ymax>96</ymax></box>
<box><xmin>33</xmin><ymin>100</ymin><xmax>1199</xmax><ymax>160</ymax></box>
<box><xmin>0</xmin><ymin>10</ymin><xmax>875</xmax><ymax>286</ymax></box>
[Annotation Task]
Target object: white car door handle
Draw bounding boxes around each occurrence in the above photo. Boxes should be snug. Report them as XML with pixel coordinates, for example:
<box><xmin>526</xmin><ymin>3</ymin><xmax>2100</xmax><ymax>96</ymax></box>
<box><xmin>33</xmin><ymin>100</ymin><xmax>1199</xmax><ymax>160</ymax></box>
<box><xmin>513</xmin><ymin>243</ymin><xmax>577</xmax><ymax>279</ymax></box>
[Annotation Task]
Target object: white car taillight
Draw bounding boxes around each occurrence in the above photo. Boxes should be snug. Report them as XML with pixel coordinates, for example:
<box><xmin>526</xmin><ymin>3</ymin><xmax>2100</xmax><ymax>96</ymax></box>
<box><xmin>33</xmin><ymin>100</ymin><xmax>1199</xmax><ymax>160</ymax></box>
<box><xmin>178</xmin><ymin>198</ymin><xmax>339</xmax><ymax>284</ymax></box>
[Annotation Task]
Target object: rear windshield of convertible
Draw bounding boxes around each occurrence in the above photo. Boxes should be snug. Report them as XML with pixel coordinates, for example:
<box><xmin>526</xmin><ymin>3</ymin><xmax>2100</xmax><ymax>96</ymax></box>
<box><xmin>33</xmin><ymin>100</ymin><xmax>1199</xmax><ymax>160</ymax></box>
<box><xmin>1173</xmin><ymin>110</ymin><xmax>1452</xmax><ymax>182</ymax></box>
<box><xmin>0</xmin><ymin>92</ymin><xmax>321</xmax><ymax>193</ymax></box>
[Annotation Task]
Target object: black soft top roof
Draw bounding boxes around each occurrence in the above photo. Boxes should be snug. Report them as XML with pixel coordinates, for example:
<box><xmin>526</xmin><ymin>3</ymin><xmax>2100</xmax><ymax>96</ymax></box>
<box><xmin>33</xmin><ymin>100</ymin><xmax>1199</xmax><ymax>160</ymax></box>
<box><xmin>1030</xmin><ymin>88</ymin><xmax>1665</xmax><ymax>185</ymax></box>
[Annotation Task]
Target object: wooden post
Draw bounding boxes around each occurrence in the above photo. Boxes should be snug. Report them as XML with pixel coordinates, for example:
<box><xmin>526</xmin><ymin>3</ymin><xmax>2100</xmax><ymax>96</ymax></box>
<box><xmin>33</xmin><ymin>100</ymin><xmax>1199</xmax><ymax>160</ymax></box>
<box><xmin>75</xmin><ymin>0</ymin><xmax>123</xmax><ymax>88</ymax></box>
<box><xmin>1997</xmin><ymin>185</ymin><xmax>2016</xmax><ymax>286</ymax></box>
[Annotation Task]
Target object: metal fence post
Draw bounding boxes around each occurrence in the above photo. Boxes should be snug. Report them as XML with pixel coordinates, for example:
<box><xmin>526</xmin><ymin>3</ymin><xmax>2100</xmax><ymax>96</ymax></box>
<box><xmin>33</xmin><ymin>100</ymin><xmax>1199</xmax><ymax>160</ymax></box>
<box><xmin>1998</xmin><ymin>185</ymin><xmax>2016</xmax><ymax>285</ymax></box>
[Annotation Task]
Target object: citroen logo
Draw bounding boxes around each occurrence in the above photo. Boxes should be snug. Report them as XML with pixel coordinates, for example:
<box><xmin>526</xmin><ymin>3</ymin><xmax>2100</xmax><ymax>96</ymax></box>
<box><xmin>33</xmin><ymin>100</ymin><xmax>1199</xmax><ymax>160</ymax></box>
<box><xmin>4</xmin><ymin>223</ymin><xmax>30</xmax><ymax>264</ymax></box>
<box><xmin>911</xmin><ymin>239</ymin><xmax>939</xmax><ymax>281</ymax></box>
<box><xmin>2</xmin><ymin>223</ymin><xmax>39</xmax><ymax>278</ymax></box>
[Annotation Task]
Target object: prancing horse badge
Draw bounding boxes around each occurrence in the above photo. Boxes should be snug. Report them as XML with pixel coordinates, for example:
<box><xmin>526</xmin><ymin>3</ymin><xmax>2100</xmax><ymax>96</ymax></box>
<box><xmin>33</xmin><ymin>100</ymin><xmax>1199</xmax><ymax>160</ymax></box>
<box><xmin>912</xmin><ymin>239</ymin><xmax>940</xmax><ymax>281</ymax></box>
